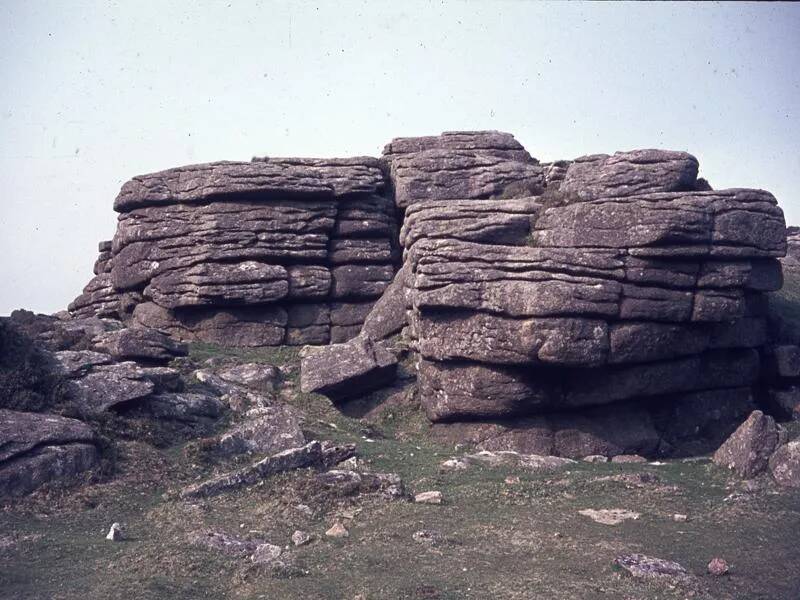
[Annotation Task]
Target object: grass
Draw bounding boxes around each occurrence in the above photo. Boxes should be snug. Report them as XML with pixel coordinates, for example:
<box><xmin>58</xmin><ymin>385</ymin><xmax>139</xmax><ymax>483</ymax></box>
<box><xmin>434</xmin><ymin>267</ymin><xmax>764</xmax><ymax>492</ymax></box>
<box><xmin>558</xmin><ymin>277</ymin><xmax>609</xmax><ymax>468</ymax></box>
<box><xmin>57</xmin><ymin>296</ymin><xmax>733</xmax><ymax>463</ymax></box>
<box><xmin>2</xmin><ymin>342</ymin><xmax>800</xmax><ymax>599</ymax></box>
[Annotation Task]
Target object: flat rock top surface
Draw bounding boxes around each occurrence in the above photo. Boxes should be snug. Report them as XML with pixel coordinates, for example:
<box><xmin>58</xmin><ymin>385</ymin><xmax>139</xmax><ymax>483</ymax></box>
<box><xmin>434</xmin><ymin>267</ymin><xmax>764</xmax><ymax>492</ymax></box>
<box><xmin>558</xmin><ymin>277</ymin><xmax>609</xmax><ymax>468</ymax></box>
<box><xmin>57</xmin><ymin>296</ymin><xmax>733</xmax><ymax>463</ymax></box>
<box><xmin>114</xmin><ymin>156</ymin><xmax>386</xmax><ymax>212</ymax></box>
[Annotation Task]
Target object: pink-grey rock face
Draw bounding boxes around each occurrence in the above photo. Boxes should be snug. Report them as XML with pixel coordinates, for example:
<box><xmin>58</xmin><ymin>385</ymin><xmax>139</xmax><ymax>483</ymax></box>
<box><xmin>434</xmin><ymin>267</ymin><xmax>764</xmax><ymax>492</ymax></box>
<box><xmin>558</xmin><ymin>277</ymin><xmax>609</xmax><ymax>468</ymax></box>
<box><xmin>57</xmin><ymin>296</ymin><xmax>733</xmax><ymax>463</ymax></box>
<box><xmin>114</xmin><ymin>157</ymin><xmax>386</xmax><ymax>212</ymax></box>
<box><xmin>769</xmin><ymin>441</ymin><xmax>800</xmax><ymax>487</ymax></box>
<box><xmin>70</xmin><ymin>156</ymin><xmax>399</xmax><ymax>346</ymax></box>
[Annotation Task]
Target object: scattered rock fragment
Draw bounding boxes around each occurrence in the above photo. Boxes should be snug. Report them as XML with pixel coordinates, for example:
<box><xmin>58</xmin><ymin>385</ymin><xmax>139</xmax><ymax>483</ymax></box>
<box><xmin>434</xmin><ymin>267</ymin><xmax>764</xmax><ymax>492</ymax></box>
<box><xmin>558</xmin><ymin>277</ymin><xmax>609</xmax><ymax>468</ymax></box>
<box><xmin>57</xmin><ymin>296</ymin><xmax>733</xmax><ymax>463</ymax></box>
<box><xmin>218</xmin><ymin>405</ymin><xmax>305</xmax><ymax>456</ymax></box>
<box><xmin>412</xmin><ymin>529</ymin><xmax>444</xmax><ymax>545</ymax></box>
<box><xmin>217</xmin><ymin>363</ymin><xmax>280</xmax><ymax>391</ymax></box>
<box><xmin>673</xmin><ymin>514</ymin><xmax>688</xmax><ymax>523</ymax></box>
<box><xmin>299</xmin><ymin>335</ymin><xmax>398</xmax><ymax>401</ymax></box>
<box><xmin>579</xmin><ymin>509</ymin><xmax>640</xmax><ymax>526</ymax></box>
<box><xmin>414</xmin><ymin>491</ymin><xmax>443</xmax><ymax>505</ymax></box>
<box><xmin>611</xmin><ymin>455</ymin><xmax>648</xmax><ymax>464</ymax></box>
<box><xmin>712</xmin><ymin>410</ymin><xmax>781</xmax><ymax>479</ymax></box>
<box><xmin>313</xmin><ymin>469</ymin><xmax>405</xmax><ymax>499</ymax></box>
<box><xmin>180</xmin><ymin>441</ymin><xmax>356</xmax><ymax>499</ymax></box>
<box><xmin>707</xmin><ymin>557</ymin><xmax>730</xmax><ymax>576</ymax></box>
<box><xmin>250</xmin><ymin>543</ymin><xmax>283</xmax><ymax>565</ymax></box>
<box><xmin>105</xmin><ymin>523</ymin><xmax>124</xmax><ymax>541</ymax></box>
<box><xmin>439</xmin><ymin>458</ymin><xmax>469</xmax><ymax>472</ymax></box>
<box><xmin>325</xmin><ymin>522</ymin><xmax>349</xmax><ymax>539</ymax></box>
<box><xmin>291</xmin><ymin>530</ymin><xmax>312</xmax><ymax>546</ymax></box>
<box><xmin>189</xmin><ymin>530</ymin><xmax>292</xmax><ymax>573</ymax></box>
<box><xmin>614</xmin><ymin>553</ymin><xmax>690</xmax><ymax>582</ymax></box>
<box><xmin>594</xmin><ymin>472</ymin><xmax>661</xmax><ymax>487</ymax></box>
<box><xmin>583</xmin><ymin>455</ymin><xmax>609</xmax><ymax>463</ymax></box>
<box><xmin>441</xmin><ymin>450</ymin><xmax>575</xmax><ymax>473</ymax></box>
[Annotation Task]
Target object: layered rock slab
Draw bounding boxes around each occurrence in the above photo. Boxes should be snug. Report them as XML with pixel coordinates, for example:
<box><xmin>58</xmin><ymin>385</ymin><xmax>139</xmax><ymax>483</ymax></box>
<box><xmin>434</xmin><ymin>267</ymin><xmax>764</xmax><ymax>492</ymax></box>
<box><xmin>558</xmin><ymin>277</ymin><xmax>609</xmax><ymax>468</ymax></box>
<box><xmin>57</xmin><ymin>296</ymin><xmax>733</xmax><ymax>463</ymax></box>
<box><xmin>383</xmin><ymin>131</ymin><xmax>544</xmax><ymax>209</ymax></box>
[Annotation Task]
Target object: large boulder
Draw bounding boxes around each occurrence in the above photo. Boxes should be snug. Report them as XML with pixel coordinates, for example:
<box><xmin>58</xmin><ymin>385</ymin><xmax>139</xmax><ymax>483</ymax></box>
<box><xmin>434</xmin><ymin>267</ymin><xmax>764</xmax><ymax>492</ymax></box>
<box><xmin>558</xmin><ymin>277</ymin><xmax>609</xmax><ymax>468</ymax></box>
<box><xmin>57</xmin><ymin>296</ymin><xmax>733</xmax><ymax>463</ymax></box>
<box><xmin>92</xmin><ymin>327</ymin><xmax>188</xmax><ymax>364</ymax></box>
<box><xmin>218</xmin><ymin>405</ymin><xmax>305</xmax><ymax>456</ymax></box>
<box><xmin>300</xmin><ymin>336</ymin><xmax>398</xmax><ymax>401</ymax></box>
<box><xmin>712</xmin><ymin>411</ymin><xmax>781</xmax><ymax>478</ymax></box>
<box><xmin>388</xmin><ymin>138</ymin><xmax>786</xmax><ymax>456</ymax></box>
<box><xmin>383</xmin><ymin>131</ymin><xmax>544</xmax><ymax>209</ymax></box>
<box><xmin>66</xmin><ymin>362</ymin><xmax>182</xmax><ymax>416</ymax></box>
<box><xmin>0</xmin><ymin>409</ymin><xmax>99</xmax><ymax>496</ymax></box>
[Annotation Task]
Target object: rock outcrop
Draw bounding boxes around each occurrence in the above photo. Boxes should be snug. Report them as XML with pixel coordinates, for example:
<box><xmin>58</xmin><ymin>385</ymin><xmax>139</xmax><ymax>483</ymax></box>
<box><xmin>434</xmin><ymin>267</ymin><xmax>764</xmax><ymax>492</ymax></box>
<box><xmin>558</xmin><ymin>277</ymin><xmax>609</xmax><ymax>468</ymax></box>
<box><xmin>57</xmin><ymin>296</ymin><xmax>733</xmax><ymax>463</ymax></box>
<box><xmin>376</xmin><ymin>139</ymin><xmax>783</xmax><ymax>457</ymax></box>
<box><xmin>70</xmin><ymin>157</ymin><xmax>400</xmax><ymax>346</ymax></box>
<box><xmin>64</xmin><ymin>130</ymin><xmax>791</xmax><ymax>460</ymax></box>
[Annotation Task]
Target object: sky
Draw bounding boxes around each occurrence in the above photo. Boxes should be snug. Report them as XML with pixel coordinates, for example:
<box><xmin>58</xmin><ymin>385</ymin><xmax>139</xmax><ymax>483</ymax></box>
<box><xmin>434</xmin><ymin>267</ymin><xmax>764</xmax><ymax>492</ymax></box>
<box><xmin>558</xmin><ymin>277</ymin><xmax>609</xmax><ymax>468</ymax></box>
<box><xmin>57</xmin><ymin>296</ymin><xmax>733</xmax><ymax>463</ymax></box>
<box><xmin>1</xmin><ymin>1</ymin><xmax>799</xmax><ymax>315</ymax></box>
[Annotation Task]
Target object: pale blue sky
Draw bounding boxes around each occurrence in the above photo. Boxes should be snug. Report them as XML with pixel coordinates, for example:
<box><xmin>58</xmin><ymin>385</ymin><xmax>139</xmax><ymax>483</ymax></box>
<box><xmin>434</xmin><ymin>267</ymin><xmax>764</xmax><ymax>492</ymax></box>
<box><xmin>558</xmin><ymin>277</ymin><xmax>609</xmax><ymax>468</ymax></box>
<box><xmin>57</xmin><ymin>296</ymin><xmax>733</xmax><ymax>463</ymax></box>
<box><xmin>1</xmin><ymin>1</ymin><xmax>798</xmax><ymax>315</ymax></box>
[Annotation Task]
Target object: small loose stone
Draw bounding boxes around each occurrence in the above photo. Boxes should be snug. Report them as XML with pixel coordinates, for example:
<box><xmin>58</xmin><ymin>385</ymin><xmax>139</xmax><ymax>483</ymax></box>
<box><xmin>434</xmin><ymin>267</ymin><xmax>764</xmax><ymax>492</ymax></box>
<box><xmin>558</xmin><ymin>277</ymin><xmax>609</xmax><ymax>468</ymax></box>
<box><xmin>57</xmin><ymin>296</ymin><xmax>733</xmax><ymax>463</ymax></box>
<box><xmin>414</xmin><ymin>491</ymin><xmax>443</xmax><ymax>505</ymax></box>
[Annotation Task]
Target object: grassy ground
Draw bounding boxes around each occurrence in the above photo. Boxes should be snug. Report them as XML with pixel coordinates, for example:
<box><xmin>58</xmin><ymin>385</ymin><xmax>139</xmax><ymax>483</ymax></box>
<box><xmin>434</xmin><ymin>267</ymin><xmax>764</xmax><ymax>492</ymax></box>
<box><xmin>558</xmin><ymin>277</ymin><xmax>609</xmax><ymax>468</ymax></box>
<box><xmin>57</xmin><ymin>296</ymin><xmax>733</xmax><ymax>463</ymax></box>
<box><xmin>2</xmin><ymin>344</ymin><xmax>800</xmax><ymax>599</ymax></box>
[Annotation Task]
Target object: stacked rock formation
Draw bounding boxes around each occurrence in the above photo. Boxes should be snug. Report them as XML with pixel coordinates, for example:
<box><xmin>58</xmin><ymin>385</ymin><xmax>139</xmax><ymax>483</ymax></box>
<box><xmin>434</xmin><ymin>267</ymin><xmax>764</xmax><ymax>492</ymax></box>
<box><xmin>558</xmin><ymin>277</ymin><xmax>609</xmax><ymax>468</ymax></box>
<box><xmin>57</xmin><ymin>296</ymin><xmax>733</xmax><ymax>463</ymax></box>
<box><xmin>302</xmin><ymin>133</ymin><xmax>788</xmax><ymax>458</ymax></box>
<box><xmin>70</xmin><ymin>158</ymin><xmax>400</xmax><ymax>346</ymax></box>
<box><xmin>402</xmin><ymin>143</ymin><xmax>785</xmax><ymax>456</ymax></box>
<box><xmin>67</xmin><ymin>131</ymin><xmax>791</xmax><ymax>458</ymax></box>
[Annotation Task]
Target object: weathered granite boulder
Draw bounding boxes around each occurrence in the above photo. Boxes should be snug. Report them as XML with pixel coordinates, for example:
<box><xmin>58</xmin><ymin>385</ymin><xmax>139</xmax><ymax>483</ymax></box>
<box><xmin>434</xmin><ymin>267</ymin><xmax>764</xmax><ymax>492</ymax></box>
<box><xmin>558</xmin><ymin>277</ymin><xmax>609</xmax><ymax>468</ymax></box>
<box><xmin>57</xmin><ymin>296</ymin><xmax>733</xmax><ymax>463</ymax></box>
<box><xmin>383</xmin><ymin>133</ymin><xmax>786</xmax><ymax>457</ymax></box>
<box><xmin>218</xmin><ymin>405</ymin><xmax>305</xmax><ymax>456</ymax></box>
<box><xmin>712</xmin><ymin>411</ymin><xmax>781</xmax><ymax>478</ymax></box>
<box><xmin>359</xmin><ymin>263</ymin><xmax>410</xmax><ymax>341</ymax></box>
<box><xmin>0</xmin><ymin>409</ymin><xmax>99</xmax><ymax>496</ymax></box>
<box><xmin>300</xmin><ymin>336</ymin><xmax>398</xmax><ymax>401</ymax></box>
<box><xmin>68</xmin><ymin>274</ymin><xmax>120</xmax><ymax>319</ymax></box>
<box><xmin>558</xmin><ymin>149</ymin><xmax>701</xmax><ymax>200</ymax></box>
<box><xmin>383</xmin><ymin>131</ymin><xmax>544</xmax><ymax>208</ymax></box>
<box><xmin>70</xmin><ymin>156</ymin><xmax>399</xmax><ymax>346</ymax></box>
<box><xmin>92</xmin><ymin>327</ymin><xmax>188</xmax><ymax>364</ymax></box>
<box><xmin>65</xmin><ymin>361</ymin><xmax>183</xmax><ymax>416</ymax></box>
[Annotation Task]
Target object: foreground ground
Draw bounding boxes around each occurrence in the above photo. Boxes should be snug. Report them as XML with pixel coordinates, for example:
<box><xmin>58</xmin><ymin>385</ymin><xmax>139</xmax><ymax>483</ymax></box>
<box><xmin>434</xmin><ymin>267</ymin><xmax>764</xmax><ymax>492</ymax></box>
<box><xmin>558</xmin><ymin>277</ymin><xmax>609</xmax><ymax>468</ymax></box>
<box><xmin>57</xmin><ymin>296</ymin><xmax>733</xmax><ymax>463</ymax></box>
<box><xmin>1</xmin><ymin>344</ymin><xmax>799</xmax><ymax>600</ymax></box>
